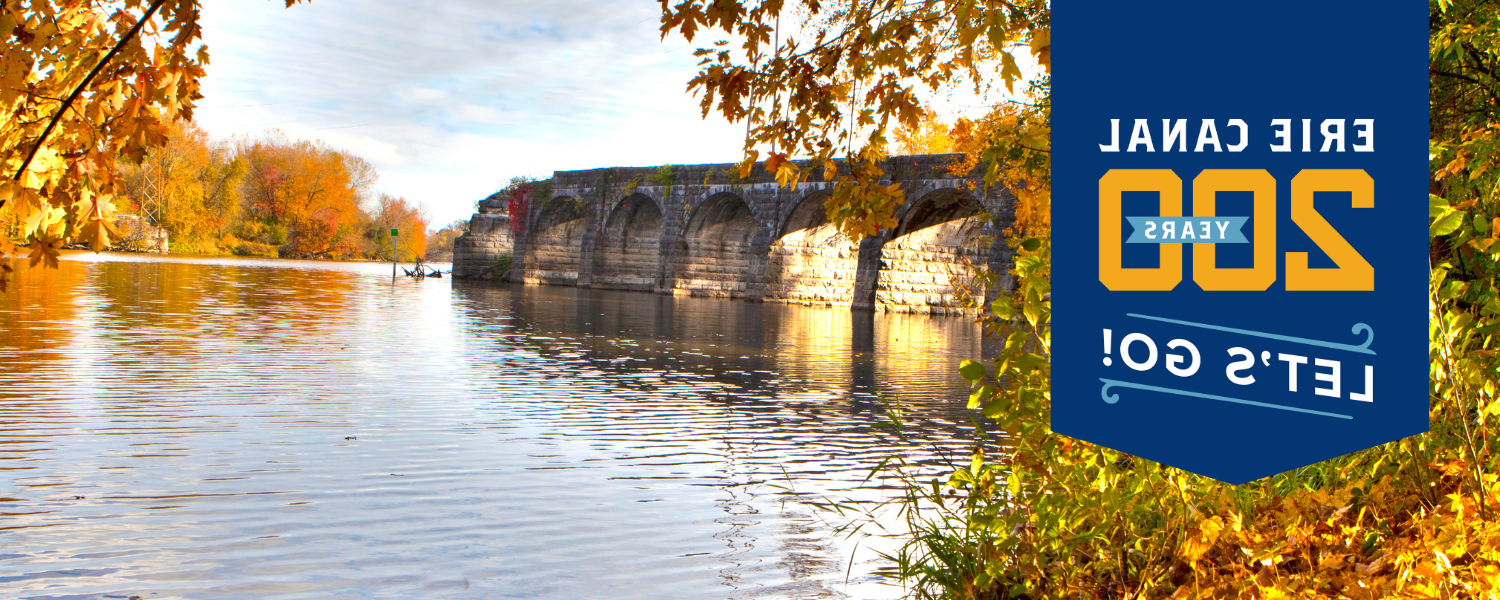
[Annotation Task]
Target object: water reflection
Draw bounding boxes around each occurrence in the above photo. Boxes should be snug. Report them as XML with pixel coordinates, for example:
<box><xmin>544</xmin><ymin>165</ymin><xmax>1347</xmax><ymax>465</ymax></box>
<box><xmin>0</xmin><ymin>253</ymin><xmax>992</xmax><ymax>599</ymax></box>
<box><xmin>476</xmin><ymin>286</ymin><xmax>987</xmax><ymax>419</ymax></box>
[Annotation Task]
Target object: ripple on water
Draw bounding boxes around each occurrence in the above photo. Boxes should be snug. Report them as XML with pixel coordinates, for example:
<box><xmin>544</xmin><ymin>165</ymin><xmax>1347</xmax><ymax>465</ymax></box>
<box><xmin>0</xmin><ymin>253</ymin><xmax>998</xmax><ymax>599</ymax></box>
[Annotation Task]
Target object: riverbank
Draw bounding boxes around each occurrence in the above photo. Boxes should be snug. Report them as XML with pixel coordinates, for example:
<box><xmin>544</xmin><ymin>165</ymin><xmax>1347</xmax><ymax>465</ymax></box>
<box><xmin>51</xmin><ymin>249</ymin><xmax>452</xmax><ymax>272</ymax></box>
<box><xmin>882</xmin><ymin>238</ymin><xmax>1499</xmax><ymax>599</ymax></box>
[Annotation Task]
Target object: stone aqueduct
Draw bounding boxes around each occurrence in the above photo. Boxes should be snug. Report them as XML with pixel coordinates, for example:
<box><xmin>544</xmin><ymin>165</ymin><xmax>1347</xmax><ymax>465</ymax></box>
<box><xmin>452</xmin><ymin>154</ymin><xmax>1016</xmax><ymax>314</ymax></box>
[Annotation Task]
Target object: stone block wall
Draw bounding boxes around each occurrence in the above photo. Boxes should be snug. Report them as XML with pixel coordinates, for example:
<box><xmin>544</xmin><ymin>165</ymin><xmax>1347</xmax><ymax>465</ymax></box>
<box><xmin>454</xmin><ymin>154</ymin><xmax>1016</xmax><ymax>313</ymax></box>
<box><xmin>673</xmin><ymin>193</ymin><xmax>756</xmax><ymax>298</ymax></box>
<box><xmin>592</xmin><ymin>194</ymin><xmax>663</xmax><ymax>291</ymax></box>
<box><xmin>674</xmin><ymin>239</ymin><xmax>753</xmax><ymax>297</ymax></box>
<box><xmin>525</xmin><ymin>218</ymin><xmax>584</xmax><ymax>285</ymax></box>
<box><xmin>451</xmin><ymin>193</ymin><xmax>515</xmax><ymax>278</ymax></box>
<box><xmin>874</xmin><ymin>216</ymin><xmax>990</xmax><ymax>315</ymax></box>
<box><xmin>766</xmin><ymin>224</ymin><xmax>860</xmax><ymax>306</ymax></box>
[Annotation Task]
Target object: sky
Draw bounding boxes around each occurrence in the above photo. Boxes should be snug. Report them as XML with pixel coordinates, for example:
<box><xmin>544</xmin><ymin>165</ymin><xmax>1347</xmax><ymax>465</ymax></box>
<box><xmin>193</xmin><ymin>1</ymin><xmax>1021</xmax><ymax>229</ymax></box>
<box><xmin>194</xmin><ymin>0</ymin><xmax>749</xmax><ymax>228</ymax></box>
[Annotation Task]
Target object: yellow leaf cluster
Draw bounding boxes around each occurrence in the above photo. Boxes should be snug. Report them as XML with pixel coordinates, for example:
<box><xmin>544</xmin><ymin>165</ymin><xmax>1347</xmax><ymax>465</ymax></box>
<box><xmin>892</xmin><ymin>106</ymin><xmax>955</xmax><ymax>156</ymax></box>
<box><xmin>661</xmin><ymin>0</ymin><xmax>1049</xmax><ymax>240</ymax></box>
<box><xmin>1160</xmin><ymin>474</ymin><xmax>1500</xmax><ymax>600</ymax></box>
<box><xmin>0</xmin><ymin>0</ymin><xmax>306</xmax><ymax>290</ymax></box>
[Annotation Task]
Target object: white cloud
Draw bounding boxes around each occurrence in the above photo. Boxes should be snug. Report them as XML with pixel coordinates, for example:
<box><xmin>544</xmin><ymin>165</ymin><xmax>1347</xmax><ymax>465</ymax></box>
<box><xmin>456</xmin><ymin>103</ymin><xmax>504</xmax><ymax>124</ymax></box>
<box><xmin>195</xmin><ymin>0</ymin><xmax>746</xmax><ymax>228</ymax></box>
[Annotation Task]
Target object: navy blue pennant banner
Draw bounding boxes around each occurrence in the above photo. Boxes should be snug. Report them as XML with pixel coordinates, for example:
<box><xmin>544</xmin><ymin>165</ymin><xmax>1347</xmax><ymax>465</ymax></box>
<box><xmin>1052</xmin><ymin>1</ymin><xmax>1429</xmax><ymax>484</ymax></box>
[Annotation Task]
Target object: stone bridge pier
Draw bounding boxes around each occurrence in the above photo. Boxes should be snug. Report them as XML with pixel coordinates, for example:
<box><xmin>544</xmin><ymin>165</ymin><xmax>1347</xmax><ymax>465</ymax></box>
<box><xmin>453</xmin><ymin>154</ymin><xmax>1015</xmax><ymax>314</ymax></box>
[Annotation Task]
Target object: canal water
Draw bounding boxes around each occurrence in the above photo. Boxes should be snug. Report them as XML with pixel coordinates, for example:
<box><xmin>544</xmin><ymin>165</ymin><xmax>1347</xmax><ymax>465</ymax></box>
<box><xmin>0</xmin><ymin>253</ymin><xmax>993</xmax><ymax>600</ymax></box>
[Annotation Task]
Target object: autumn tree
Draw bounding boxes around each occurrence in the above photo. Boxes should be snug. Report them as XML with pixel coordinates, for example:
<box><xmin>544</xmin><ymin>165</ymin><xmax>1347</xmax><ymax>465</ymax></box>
<box><xmin>659</xmin><ymin>0</ymin><xmax>1049</xmax><ymax>239</ymax></box>
<box><xmin>888</xmin><ymin>95</ymin><xmax>1051</xmax><ymax>239</ymax></box>
<box><xmin>103</xmin><ymin>123</ymin><xmax>419</xmax><ymax>261</ymax></box>
<box><xmin>660</xmin><ymin>2</ymin><xmax>1500</xmax><ymax>597</ymax></box>
<box><xmin>425</xmin><ymin>218</ymin><xmax>468</xmax><ymax>261</ymax></box>
<box><xmin>116</xmin><ymin>118</ymin><xmax>244</xmax><ymax>252</ymax></box>
<box><xmin>235</xmin><ymin>133</ymin><xmax>368</xmax><ymax>259</ymax></box>
<box><xmin>947</xmin><ymin>84</ymin><xmax>1050</xmax><ymax>238</ymax></box>
<box><xmin>367</xmin><ymin>193</ymin><xmax>428</xmax><ymax>262</ymax></box>
<box><xmin>0</xmin><ymin>0</ymin><xmax>305</xmax><ymax>289</ymax></box>
<box><xmin>890</xmin><ymin>106</ymin><xmax>954</xmax><ymax>155</ymax></box>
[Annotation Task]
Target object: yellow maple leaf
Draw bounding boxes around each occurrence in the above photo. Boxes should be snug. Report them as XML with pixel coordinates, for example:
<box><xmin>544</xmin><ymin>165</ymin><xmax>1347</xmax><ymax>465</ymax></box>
<box><xmin>1029</xmin><ymin>28</ymin><xmax>1051</xmax><ymax>73</ymax></box>
<box><xmin>27</xmin><ymin>231</ymin><xmax>63</xmax><ymax>269</ymax></box>
<box><xmin>737</xmin><ymin>151</ymin><xmax>759</xmax><ymax>180</ymax></box>
<box><xmin>77</xmin><ymin>193</ymin><xmax>121</xmax><ymax>251</ymax></box>
<box><xmin>78</xmin><ymin>216</ymin><xmax>121</xmax><ymax>252</ymax></box>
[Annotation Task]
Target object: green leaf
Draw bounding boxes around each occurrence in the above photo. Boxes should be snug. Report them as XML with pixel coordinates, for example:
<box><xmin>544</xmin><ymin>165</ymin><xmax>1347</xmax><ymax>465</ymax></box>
<box><xmin>1476</xmin><ymin>320</ymin><xmax>1500</xmax><ymax>336</ymax></box>
<box><xmin>959</xmin><ymin>359</ymin><xmax>988</xmax><ymax>382</ymax></box>
<box><xmin>1431</xmin><ymin>209</ymin><xmax>1465</xmax><ymax>237</ymax></box>
<box><xmin>1430</xmin><ymin>194</ymin><xmax>1450</xmax><ymax>218</ymax></box>
<box><xmin>1449</xmin><ymin>311</ymin><xmax>1474</xmax><ymax>332</ymax></box>
<box><xmin>1014</xmin><ymin>353</ymin><xmax>1049</xmax><ymax>371</ymax></box>
<box><xmin>1020</xmin><ymin>237</ymin><xmax>1041</xmax><ymax>251</ymax></box>
<box><xmin>1023</xmin><ymin>285</ymin><xmax>1043</xmax><ymax>325</ymax></box>
<box><xmin>991</xmin><ymin>298</ymin><xmax>1016</xmax><ymax>319</ymax></box>
<box><xmin>968</xmin><ymin>385</ymin><xmax>991</xmax><ymax>409</ymax></box>
<box><xmin>1440</xmin><ymin>280</ymin><xmax>1468</xmax><ymax>301</ymax></box>
<box><xmin>1482</xmin><ymin>297</ymin><xmax>1500</xmax><ymax>317</ymax></box>
<box><xmin>1016</xmin><ymin>254</ymin><xmax>1046</xmax><ymax>278</ymax></box>
<box><xmin>1005</xmin><ymin>330</ymin><xmax>1028</xmax><ymax>354</ymax></box>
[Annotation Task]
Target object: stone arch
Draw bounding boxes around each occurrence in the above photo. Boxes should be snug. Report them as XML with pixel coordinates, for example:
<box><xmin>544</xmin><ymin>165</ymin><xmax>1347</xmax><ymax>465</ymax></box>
<box><xmin>766</xmin><ymin>191</ymin><xmax>860</xmax><ymax>305</ymax></box>
<box><xmin>779</xmin><ymin>189</ymin><xmax>831</xmax><ymax>238</ymax></box>
<box><xmin>892</xmin><ymin>187</ymin><xmax>985</xmax><ymax>238</ymax></box>
<box><xmin>673</xmin><ymin>192</ymin><xmax>755</xmax><ymax>297</ymax></box>
<box><xmin>876</xmin><ymin>187</ymin><xmax>991</xmax><ymax>314</ymax></box>
<box><xmin>524</xmin><ymin>196</ymin><xmax>586</xmax><ymax>285</ymax></box>
<box><xmin>592</xmin><ymin>193</ymin><xmax>664</xmax><ymax>291</ymax></box>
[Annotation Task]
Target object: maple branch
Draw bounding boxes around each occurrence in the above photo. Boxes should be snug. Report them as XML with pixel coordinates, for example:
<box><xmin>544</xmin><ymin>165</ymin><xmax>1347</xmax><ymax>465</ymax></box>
<box><xmin>11</xmin><ymin>0</ymin><xmax>170</xmax><ymax>184</ymax></box>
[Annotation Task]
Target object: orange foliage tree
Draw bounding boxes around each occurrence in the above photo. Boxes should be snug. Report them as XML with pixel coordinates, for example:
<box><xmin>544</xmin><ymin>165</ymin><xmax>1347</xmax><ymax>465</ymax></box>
<box><xmin>891</xmin><ymin>107</ymin><xmax>956</xmax><ymax>156</ymax></box>
<box><xmin>369</xmin><ymin>193</ymin><xmax>429</xmax><ymax>261</ymax></box>
<box><xmin>947</xmin><ymin>90</ymin><xmax>1050</xmax><ymax>239</ymax></box>
<box><xmin>109</xmin><ymin>124</ymin><xmax>421</xmax><ymax>261</ymax></box>
<box><xmin>236</xmin><ymin>134</ymin><xmax>368</xmax><ymax>259</ymax></box>
<box><xmin>889</xmin><ymin>96</ymin><xmax>1051</xmax><ymax>239</ymax></box>
<box><xmin>0</xmin><ymin>0</ymin><xmax>305</xmax><ymax>290</ymax></box>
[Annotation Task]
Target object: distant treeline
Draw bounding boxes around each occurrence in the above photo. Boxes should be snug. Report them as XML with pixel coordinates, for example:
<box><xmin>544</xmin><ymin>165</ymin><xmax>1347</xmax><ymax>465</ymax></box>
<box><xmin>14</xmin><ymin>119</ymin><xmax>471</xmax><ymax>261</ymax></box>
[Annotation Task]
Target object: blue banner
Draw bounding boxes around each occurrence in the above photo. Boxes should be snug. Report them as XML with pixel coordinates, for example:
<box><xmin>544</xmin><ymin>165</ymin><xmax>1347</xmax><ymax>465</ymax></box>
<box><xmin>1052</xmin><ymin>1</ymin><xmax>1428</xmax><ymax>483</ymax></box>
